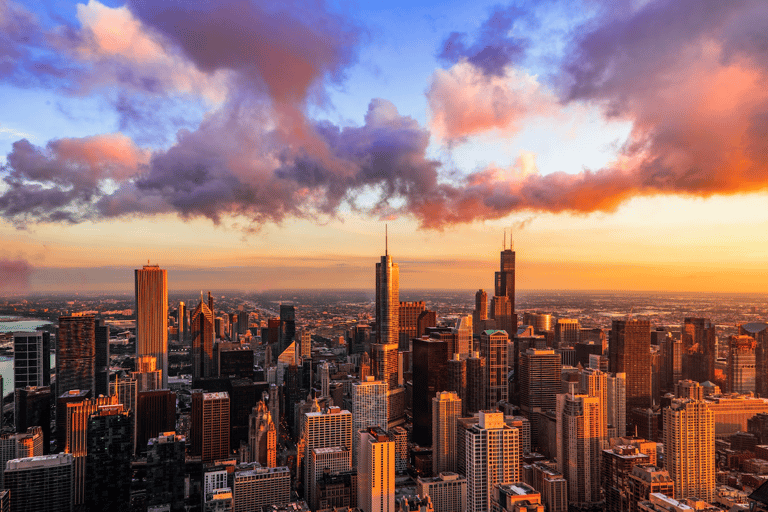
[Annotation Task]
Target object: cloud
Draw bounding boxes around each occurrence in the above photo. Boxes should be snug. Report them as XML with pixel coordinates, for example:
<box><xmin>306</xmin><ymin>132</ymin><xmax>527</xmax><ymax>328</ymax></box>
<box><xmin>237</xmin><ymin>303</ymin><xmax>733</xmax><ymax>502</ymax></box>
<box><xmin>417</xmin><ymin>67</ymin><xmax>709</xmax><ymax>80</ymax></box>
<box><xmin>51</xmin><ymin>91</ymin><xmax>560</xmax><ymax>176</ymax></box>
<box><xmin>0</xmin><ymin>134</ymin><xmax>148</xmax><ymax>223</ymax></box>
<box><xmin>0</xmin><ymin>259</ymin><xmax>32</xmax><ymax>292</ymax></box>
<box><xmin>438</xmin><ymin>5</ymin><xmax>529</xmax><ymax>76</ymax></box>
<box><xmin>427</xmin><ymin>61</ymin><xmax>556</xmax><ymax>142</ymax></box>
<box><xmin>125</xmin><ymin>0</ymin><xmax>360</xmax><ymax>105</ymax></box>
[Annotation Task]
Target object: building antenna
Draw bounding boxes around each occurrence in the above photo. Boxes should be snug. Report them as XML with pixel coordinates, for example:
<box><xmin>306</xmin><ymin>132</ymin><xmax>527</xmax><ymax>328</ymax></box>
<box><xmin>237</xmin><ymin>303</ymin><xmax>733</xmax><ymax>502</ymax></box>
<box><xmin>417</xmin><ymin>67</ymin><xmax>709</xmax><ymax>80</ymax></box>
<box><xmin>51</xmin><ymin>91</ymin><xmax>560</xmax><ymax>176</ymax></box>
<box><xmin>503</xmin><ymin>229</ymin><xmax>506</xmax><ymax>250</ymax></box>
<box><xmin>385</xmin><ymin>224</ymin><xmax>388</xmax><ymax>256</ymax></box>
<box><xmin>510</xmin><ymin>226</ymin><xmax>515</xmax><ymax>251</ymax></box>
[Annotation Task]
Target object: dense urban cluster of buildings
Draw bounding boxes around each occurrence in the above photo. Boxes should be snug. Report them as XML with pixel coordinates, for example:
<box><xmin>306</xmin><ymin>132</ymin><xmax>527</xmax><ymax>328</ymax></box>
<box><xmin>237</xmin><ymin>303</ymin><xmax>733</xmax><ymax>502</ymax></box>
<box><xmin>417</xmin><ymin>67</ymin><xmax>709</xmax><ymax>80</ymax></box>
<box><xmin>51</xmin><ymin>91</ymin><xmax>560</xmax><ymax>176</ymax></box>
<box><xmin>4</xmin><ymin>240</ymin><xmax>768</xmax><ymax>512</ymax></box>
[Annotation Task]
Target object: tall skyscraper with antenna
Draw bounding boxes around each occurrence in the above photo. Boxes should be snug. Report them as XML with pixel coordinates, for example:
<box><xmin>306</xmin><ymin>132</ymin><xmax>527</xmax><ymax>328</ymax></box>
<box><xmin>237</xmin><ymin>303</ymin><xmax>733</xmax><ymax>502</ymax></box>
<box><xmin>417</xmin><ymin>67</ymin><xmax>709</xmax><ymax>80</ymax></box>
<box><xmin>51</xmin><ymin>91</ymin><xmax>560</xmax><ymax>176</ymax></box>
<box><xmin>495</xmin><ymin>230</ymin><xmax>515</xmax><ymax>310</ymax></box>
<box><xmin>374</xmin><ymin>227</ymin><xmax>400</xmax><ymax>390</ymax></box>
<box><xmin>135</xmin><ymin>264</ymin><xmax>168</xmax><ymax>388</ymax></box>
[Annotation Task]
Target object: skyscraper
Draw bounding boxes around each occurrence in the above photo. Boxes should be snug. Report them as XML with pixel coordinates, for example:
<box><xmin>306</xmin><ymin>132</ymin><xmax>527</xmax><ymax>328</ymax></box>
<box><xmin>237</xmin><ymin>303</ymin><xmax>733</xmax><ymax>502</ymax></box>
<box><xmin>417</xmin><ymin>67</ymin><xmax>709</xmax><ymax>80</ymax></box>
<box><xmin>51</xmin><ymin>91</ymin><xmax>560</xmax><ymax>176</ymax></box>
<box><xmin>14</xmin><ymin>387</ymin><xmax>50</xmax><ymax>454</ymax></box>
<box><xmin>135</xmin><ymin>264</ymin><xmax>168</xmax><ymax>388</ymax></box>
<box><xmin>56</xmin><ymin>315</ymin><xmax>95</xmax><ymax>397</ymax></box>
<box><xmin>473</xmin><ymin>289</ymin><xmax>488</xmax><ymax>335</ymax></box>
<box><xmin>479</xmin><ymin>330</ymin><xmax>509</xmax><ymax>409</ymax></box>
<box><xmin>178</xmin><ymin>301</ymin><xmax>186</xmax><ymax>343</ymax></box>
<box><xmin>136</xmin><ymin>389</ymin><xmax>177</xmax><ymax>454</ymax></box>
<box><xmin>728</xmin><ymin>335</ymin><xmax>757</xmax><ymax>394</ymax></box>
<box><xmin>495</xmin><ymin>244</ymin><xmax>515</xmax><ymax>308</ymax></box>
<box><xmin>372</xmin><ymin>342</ymin><xmax>399</xmax><ymax>391</ymax></box>
<box><xmin>400</xmin><ymin>301</ymin><xmax>426</xmax><ymax>350</ymax></box>
<box><xmin>609</xmin><ymin>319</ymin><xmax>651</xmax><ymax>410</ymax></box>
<box><xmin>681</xmin><ymin>317</ymin><xmax>716</xmax><ymax>384</ymax></box>
<box><xmin>466</xmin><ymin>411</ymin><xmax>520</xmax><ymax>512</ymax></box>
<box><xmin>4</xmin><ymin>453</ymin><xmax>73</xmax><ymax>512</ymax></box>
<box><xmin>352</xmin><ymin>377</ymin><xmax>389</xmax><ymax>463</ymax></box>
<box><xmin>358</xmin><ymin>427</ymin><xmax>395</xmax><ymax>512</ymax></box>
<box><xmin>663</xmin><ymin>399</ymin><xmax>715</xmax><ymax>502</ymax></box>
<box><xmin>556</xmin><ymin>393</ymin><xmax>605</xmax><ymax>507</ymax></box>
<box><xmin>520</xmin><ymin>349</ymin><xmax>561</xmax><ymax>449</ymax></box>
<box><xmin>248</xmin><ymin>401</ymin><xmax>277</xmax><ymax>467</ymax></box>
<box><xmin>302</xmin><ymin>405</ymin><xmax>353</xmax><ymax>510</ymax></box>
<box><xmin>375</xmin><ymin>241</ymin><xmax>399</xmax><ymax>346</ymax></box>
<box><xmin>146</xmin><ymin>432</ymin><xmax>186</xmax><ymax>512</ymax></box>
<box><xmin>86</xmin><ymin>404</ymin><xmax>133</xmax><ymax>511</ymax></box>
<box><xmin>191</xmin><ymin>293</ymin><xmax>216</xmax><ymax>380</ymax></box>
<box><xmin>413</xmin><ymin>337</ymin><xmax>449</xmax><ymax>446</ymax></box>
<box><xmin>465</xmin><ymin>352</ymin><xmax>487</xmax><ymax>415</ymax></box>
<box><xmin>191</xmin><ymin>391</ymin><xmax>230</xmax><ymax>463</ymax></box>
<box><xmin>277</xmin><ymin>304</ymin><xmax>296</xmax><ymax>364</ymax></box>
<box><xmin>94</xmin><ymin>319</ymin><xmax>109</xmax><ymax>395</ymax></box>
<box><xmin>432</xmin><ymin>391</ymin><xmax>462</xmax><ymax>475</ymax></box>
<box><xmin>13</xmin><ymin>332</ymin><xmax>47</xmax><ymax>390</ymax></box>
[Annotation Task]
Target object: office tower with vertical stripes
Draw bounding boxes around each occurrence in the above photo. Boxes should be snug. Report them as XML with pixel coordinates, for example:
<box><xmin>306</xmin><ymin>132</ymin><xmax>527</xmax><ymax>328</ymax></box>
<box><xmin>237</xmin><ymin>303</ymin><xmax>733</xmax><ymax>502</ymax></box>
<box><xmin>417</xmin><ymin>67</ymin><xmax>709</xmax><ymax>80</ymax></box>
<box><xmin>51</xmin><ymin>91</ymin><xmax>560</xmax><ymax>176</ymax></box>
<box><xmin>191</xmin><ymin>391</ymin><xmax>230</xmax><ymax>463</ymax></box>
<box><xmin>4</xmin><ymin>453</ymin><xmax>73</xmax><ymax>512</ymax></box>
<box><xmin>135</xmin><ymin>264</ymin><xmax>168</xmax><ymax>388</ymax></box>
<box><xmin>433</xmin><ymin>391</ymin><xmax>462</xmax><ymax>475</ymax></box>
<box><xmin>191</xmin><ymin>293</ymin><xmax>216</xmax><ymax>380</ymax></box>
<box><xmin>556</xmin><ymin>393</ymin><xmax>605</xmax><ymax>507</ymax></box>
<box><xmin>352</xmin><ymin>378</ymin><xmax>389</xmax><ymax>463</ymax></box>
<box><xmin>56</xmin><ymin>315</ymin><xmax>95</xmax><ymax>397</ymax></box>
<box><xmin>609</xmin><ymin>319</ymin><xmax>651</xmax><ymax>410</ymax></box>
<box><xmin>479</xmin><ymin>330</ymin><xmax>509</xmax><ymax>409</ymax></box>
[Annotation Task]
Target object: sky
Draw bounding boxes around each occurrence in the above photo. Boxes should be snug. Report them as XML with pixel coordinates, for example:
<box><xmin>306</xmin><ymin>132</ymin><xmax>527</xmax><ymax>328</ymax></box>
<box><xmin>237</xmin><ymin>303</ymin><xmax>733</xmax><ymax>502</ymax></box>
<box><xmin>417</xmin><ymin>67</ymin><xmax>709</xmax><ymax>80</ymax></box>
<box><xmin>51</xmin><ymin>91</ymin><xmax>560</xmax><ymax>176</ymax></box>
<box><xmin>1</xmin><ymin>0</ymin><xmax>768</xmax><ymax>293</ymax></box>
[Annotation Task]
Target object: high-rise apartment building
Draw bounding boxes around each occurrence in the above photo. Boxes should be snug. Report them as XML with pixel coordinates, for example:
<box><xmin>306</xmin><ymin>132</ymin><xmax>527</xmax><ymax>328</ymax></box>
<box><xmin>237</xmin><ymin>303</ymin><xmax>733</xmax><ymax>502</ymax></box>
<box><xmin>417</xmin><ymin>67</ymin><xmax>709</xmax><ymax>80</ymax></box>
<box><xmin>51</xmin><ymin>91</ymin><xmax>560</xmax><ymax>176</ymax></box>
<box><xmin>454</xmin><ymin>316</ymin><xmax>473</xmax><ymax>357</ymax></box>
<box><xmin>728</xmin><ymin>335</ymin><xmax>757</xmax><ymax>394</ymax></box>
<box><xmin>447</xmin><ymin>355</ymin><xmax>467</xmax><ymax>415</ymax></box>
<box><xmin>466</xmin><ymin>411</ymin><xmax>520</xmax><ymax>512</ymax></box>
<box><xmin>627</xmin><ymin>465</ymin><xmax>674</xmax><ymax>512</ymax></box>
<box><xmin>358</xmin><ymin>427</ymin><xmax>395</xmax><ymax>512</ymax></box>
<box><xmin>660</xmin><ymin>337</ymin><xmax>683</xmax><ymax>393</ymax></box>
<box><xmin>413</xmin><ymin>337</ymin><xmax>449</xmax><ymax>445</ymax></box>
<box><xmin>417</xmin><ymin>472</ymin><xmax>467</xmax><ymax>512</ymax></box>
<box><xmin>480</xmin><ymin>330</ymin><xmax>509</xmax><ymax>409</ymax></box>
<box><xmin>602</xmin><ymin>445</ymin><xmax>651</xmax><ymax>512</ymax></box>
<box><xmin>13</xmin><ymin>331</ymin><xmax>48</xmax><ymax>390</ymax></box>
<box><xmin>681</xmin><ymin>318</ymin><xmax>716</xmax><ymax>384</ymax></box>
<box><xmin>86</xmin><ymin>405</ymin><xmax>133</xmax><ymax>511</ymax></box>
<box><xmin>232</xmin><ymin>466</ymin><xmax>291</xmax><ymax>512</ymax></box>
<box><xmin>248</xmin><ymin>401</ymin><xmax>277</xmax><ymax>467</ymax></box>
<box><xmin>135</xmin><ymin>264</ymin><xmax>168</xmax><ymax>388</ymax></box>
<box><xmin>146</xmin><ymin>432</ymin><xmax>186</xmax><ymax>512</ymax></box>
<box><xmin>191</xmin><ymin>391</ymin><xmax>230</xmax><ymax>463</ymax></box>
<box><xmin>310</xmin><ymin>447</ymin><xmax>352</xmax><ymax>510</ymax></box>
<box><xmin>556</xmin><ymin>393</ymin><xmax>605</xmax><ymax>507</ymax></box>
<box><xmin>352</xmin><ymin>378</ymin><xmax>389</xmax><ymax>462</ymax></box>
<box><xmin>433</xmin><ymin>391</ymin><xmax>462</xmax><ymax>475</ymax></box>
<box><xmin>0</xmin><ymin>427</ymin><xmax>43</xmax><ymax>488</ymax></box>
<box><xmin>302</xmin><ymin>405</ymin><xmax>353</xmax><ymax>508</ymax></box>
<box><xmin>56</xmin><ymin>315</ymin><xmax>95</xmax><ymax>397</ymax></box>
<box><xmin>609</xmin><ymin>319</ymin><xmax>651</xmax><ymax>410</ymax></box>
<box><xmin>663</xmin><ymin>399</ymin><xmax>714</xmax><ymax>502</ymax></box>
<box><xmin>4</xmin><ymin>453</ymin><xmax>73</xmax><ymax>512</ymax></box>
<box><xmin>740</xmin><ymin>322</ymin><xmax>768</xmax><ymax>397</ymax></box>
<box><xmin>191</xmin><ymin>293</ymin><xmax>216</xmax><ymax>380</ymax></box>
<box><xmin>15</xmin><ymin>388</ymin><xmax>52</xmax><ymax>454</ymax></box>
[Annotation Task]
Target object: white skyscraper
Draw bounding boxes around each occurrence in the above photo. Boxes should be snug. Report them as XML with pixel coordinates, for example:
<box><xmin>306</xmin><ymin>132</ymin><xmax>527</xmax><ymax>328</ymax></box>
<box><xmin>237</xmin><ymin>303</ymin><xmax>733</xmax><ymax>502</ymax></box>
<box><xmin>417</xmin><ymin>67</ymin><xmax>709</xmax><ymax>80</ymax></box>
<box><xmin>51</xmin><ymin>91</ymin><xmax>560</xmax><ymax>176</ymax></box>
<box><xmin>352</xmin><ymin>377</ymin><xmax>389</xmax><ymax>463</ymax></box>
<box><xmin>358</xmin><ymin>427</ymin><xmax>395</xmax><ymax>512</ymax></box>
<box><xmin>302</xmin><ymin>405</ymin><xmax>353</xmax><ymax>509</ymax></box>
<box><xmin>466</xmin><ymin>411</ymin><xmax>520</xmax><ymax>512</ymax></box>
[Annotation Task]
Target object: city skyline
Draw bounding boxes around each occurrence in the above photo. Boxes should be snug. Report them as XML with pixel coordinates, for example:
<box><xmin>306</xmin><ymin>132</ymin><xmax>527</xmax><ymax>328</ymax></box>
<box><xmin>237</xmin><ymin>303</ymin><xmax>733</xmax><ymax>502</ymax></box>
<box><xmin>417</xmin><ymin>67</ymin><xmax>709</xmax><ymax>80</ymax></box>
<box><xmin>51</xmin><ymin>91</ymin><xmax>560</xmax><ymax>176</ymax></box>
<box><xmin>2</xmin><ymin>0</ymin><xmax>768</xmax><ymax>294</ymax></box>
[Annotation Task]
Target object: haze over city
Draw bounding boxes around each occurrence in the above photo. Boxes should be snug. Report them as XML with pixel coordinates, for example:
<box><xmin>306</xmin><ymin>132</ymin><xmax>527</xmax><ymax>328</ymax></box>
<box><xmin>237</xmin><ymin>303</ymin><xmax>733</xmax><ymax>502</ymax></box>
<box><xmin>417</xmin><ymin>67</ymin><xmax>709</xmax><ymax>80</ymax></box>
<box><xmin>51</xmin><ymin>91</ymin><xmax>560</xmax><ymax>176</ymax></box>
<box><xmin>2</xmin><ymin>0</ymin><xmax>768</xmax><ymax>293</ymax></box>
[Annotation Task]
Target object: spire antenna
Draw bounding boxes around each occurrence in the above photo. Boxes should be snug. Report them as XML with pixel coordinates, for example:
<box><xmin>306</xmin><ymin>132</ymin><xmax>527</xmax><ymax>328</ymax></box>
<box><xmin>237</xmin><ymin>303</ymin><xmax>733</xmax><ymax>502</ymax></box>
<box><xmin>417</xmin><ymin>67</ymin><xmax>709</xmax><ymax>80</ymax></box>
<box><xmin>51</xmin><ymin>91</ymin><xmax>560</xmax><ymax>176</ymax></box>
<box><xmin>503</xmin><ymin>229</ymin><xmax>506</xmax><ymax>250</ymax></box>
<box><xmin>385</xmin><ymin>224</ymin><xmax>388</xmax><ymax>256</ymax></box>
